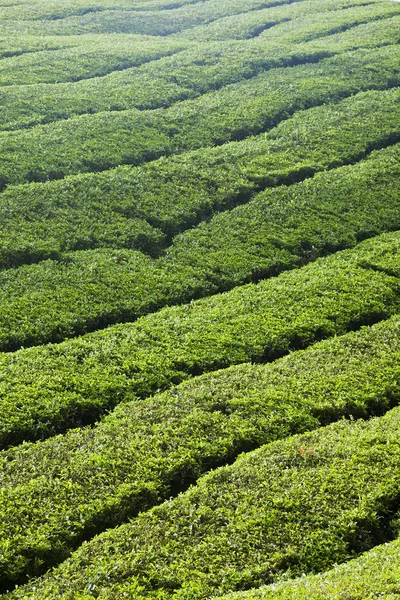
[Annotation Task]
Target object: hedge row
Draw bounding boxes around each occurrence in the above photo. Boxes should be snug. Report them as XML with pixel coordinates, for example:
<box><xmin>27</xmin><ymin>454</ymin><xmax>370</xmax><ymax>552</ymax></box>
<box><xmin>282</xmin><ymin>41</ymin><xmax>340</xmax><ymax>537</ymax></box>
<box><xmin>1</xmin><ymin>312</ymin><xmax>400</xmax><ymax>586</ymax></box>
<box><xmin>0</xmin><ymin>0</ymin><xmax>378</xmax><ymax>24</ymax></box>
<box><xmin>0</xmin><ymin>0</ymin><xmax>140</xmax><ymax>22</ymax></box>
<box><xmin>0</xmin><ymin>34</ymin><xmax>191</xmax><ymax>88</ymax></box>
<box><xmin>165</xmin><ymin>143</ymin><xmax>400</xmax><ymax>286</ymax></box>
<box><xmin>2</xmin><ymin>4</ymin><xmax>398</xmax><ymax>126</ymax></box>
<box><xmin>179</xmin><ymin>0</ymin><xmax>400</xmax><ymax>41</ymax></box>
<box><xmin>1</xmin><ymin>0</ymin><xmax>393</xmax><ymax>38</ymax></box>
<box><xmin>1</xmin><ymin>230</ymin><xmax>400</xmax><ymax>448</ymax></box>
<box><xmin>0</xmin><ymin>45</ymin><xmax>399</xmax><ymax>186</ymax></box>
<box><xmin>0</xmin><ymin>143</ymin><xmax>399</xmax><ymax>351</ymax></box>
<box><xmin>1</xmin><ymin>85</ymin><xmax>399</xmax><ymax>272</ymax></box>
<box><xmin>7</xmin><ymin>403</ymin><xmax>400</xmax><ymax>598</ymax></box>
<box><xmin>219</xmin><ymin>538</ymin><xmax>400</xmax><ymax>598</ymax></box>
<box><xmin>0</xmin><ymin>0</ymin><xmax>203</xmax><ymax>22</ymax></box>
<box><xmin>0</xmin><ymin>35</ymin><xmax>77</xmax><ymax>59</ymax></box>
<box><xmin>0</xmin><ymin>0</ymin><xmax>297</xmax><ymax>35</ymax></box>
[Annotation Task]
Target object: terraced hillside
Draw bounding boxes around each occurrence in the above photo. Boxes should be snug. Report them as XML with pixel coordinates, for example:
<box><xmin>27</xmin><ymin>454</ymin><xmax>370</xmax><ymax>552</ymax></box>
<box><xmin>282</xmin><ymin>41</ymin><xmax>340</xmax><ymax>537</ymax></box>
<box><xmin>1</xmin><ymin>0</ymin><xmax>400</xmax><ymax>597</ymax></box>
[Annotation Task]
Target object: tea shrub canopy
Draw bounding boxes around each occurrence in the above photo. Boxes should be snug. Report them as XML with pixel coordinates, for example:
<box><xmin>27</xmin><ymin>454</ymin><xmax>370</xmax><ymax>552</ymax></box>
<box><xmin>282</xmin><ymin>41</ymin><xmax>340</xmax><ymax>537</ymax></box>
<box><xmin>1</xmin><ymin>0</ymin><xmax>400</xmax><ymax>596</ymax></box>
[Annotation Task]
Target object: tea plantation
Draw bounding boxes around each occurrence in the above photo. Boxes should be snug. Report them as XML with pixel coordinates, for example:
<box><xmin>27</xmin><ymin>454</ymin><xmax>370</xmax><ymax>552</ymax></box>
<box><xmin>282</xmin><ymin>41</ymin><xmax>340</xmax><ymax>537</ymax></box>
<box><xmin>1</xmin><ymin>0</ymin><xmax>400</xmax><ymax>597</ymax></box>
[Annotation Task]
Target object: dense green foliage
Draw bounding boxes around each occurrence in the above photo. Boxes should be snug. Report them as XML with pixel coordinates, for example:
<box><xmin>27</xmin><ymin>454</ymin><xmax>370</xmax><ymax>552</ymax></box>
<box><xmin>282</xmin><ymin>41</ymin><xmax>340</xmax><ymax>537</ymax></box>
<box><xmin>1</xmin><ymin>314</ymin><xmax>400</xmax><ymax>585</ymax></box>
<box><xmin>165</xmin><ymin>144</ymin><xmax>400</xmax><ymax>281</ymax></box>
<box><xmin>7</xmin><ymin>405</ymin><xmax>400</xmax><ymax>598</ymax></box>
<box><xmin>0</xmin><ymin>143</ymin><xmax>399</xmax><ymax>351</ymax></box>
<box><xmin>0</xmin><ymin>48</ymin><xmax>399</xmax><ymax>186</ymax></box>
<box><xmin>220</xmin><ymin>539</ymin><xmax>400</xmax><ymax>598</ymax></box>
<box><xmin>179</xmin><ymin>0</ymin><xmax>400</xmax><ymax>41</ymax></box>
<box><xmin>1</xmin><ymin>0</ymin><xmax>400</xmax><ymax>594</ymax></box>
<box><xmin>0</xmin><ymin>85</ymin><xmax>399</xmax><ymax>270</ymax></box>
<box><xmin>0</xmin><ymin>35</ymin><xmax>192</xmax><ymax>87</ymax></box>
<box><xmin>1</xmin><ymin>230</ymin><xmax>400</xmax><ymax>448</ymax></box>
<box><xmin>2</xmin><ymin>8</ymin><xmax>399</xmax><ymax>128</ymax></box>
<box><xmin>0</xmin><ymin>0</ymin><xmax>384</xmax><ymax>35</ymax></box>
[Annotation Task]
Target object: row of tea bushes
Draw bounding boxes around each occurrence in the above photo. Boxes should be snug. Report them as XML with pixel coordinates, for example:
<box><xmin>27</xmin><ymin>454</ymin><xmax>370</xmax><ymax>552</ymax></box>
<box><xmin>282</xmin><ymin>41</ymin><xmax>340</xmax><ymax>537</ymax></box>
<box><xmin>165</xmin><ymin>143</ymin><xmax>400</xmax><ymax>286</ymax></box>
<box><xmin>0</xmin><ymin>248</ymin><xmax>198</xmax><ymax>349</ymax></box>
<box><xmin>0</xmin><ymin>0</ymin><xmax>141</xmax><ymax>22</ymax></box>
<box><xmin>0</xmin><ymin>85</ymin><xmax>399</xmax><ymax>270</ymax></box>
<box><xmin>2</xmin><ymin>5</ymin><xmax>398</xmax><ymax>126</ymax></box>
<box><xmin>0</xmin><ymin>0</ymin><xmax>394</xmax><ymax>37</ymax></box>
<box><xmin>0</xmin><ymin>46</ymin><xmax>399</xmax><ymax>185</ymax></box>
<box><xmin>219</xmin><ymin>538</ymin><xmax>400</xmax><ymax>598</ymax></box>
<box><xmin>0</xmin><ymin>34</ymin><xmax>191</xmax><ymax>87</ymax></box>
<box><xmin>0</xmin><ymin>0</ymin><xmax>296</xmax><ymax>35</ymax></box>
<box><xmin>1</xmin><ymin>314</ymin><xmax>400</xmax><ymax>585</ymax></box>
<box><xmin>7</xmin><ymin>403</ymin><xmax>400</xmax><ymax>598</ymax></box>
<box><xmin>179</xmin><ymin>0</ymin><xmax>400</xmax><ymax>41</ymax></box>
<box><xmin>0</xmin><ymin>210</ymin><xmax>165</xmax><ymax>268</ymax></box>
<box><xmin>0</xmin><ymin>0</ymin><xmax>380</xmax><ymax>23</ymax></box>
<box><xmin>0</xmin><ymin>35</ymin><xmax>79</xmax><ymax>58</ymax></box>
<box><xmin>0</xmin><ymin>0</ymin><xmax>204</xmax><ymax>22</ymax></box>
<box><xmin>1</xmin><ymin>231</ymin><xmax>400</xmax><ymax>447</ymax></box>
<box><xmin>0</xmin><ymin>143</ymin><xmax>399</xmax><ymax>350</ymax></box>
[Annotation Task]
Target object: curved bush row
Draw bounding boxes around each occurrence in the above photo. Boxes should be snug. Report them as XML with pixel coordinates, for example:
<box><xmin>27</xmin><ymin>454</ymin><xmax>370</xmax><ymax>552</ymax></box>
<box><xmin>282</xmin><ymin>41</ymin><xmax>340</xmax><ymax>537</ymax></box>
<box><xmin>2</xmin><ymin>5</ymin><xmax>398</xmax><ymax>126</ymax></box>
<box><xmin>0</xmin><ymin>85</ymin><xmax>399</xmax><ymax>272</ymax></box>
<box><xmin>0</xmin><ymin>0</ymin><xmax>204</xmax><ymax>23</ymax></box>
<box><xmin>0</xmin><ymin>35</ymin><xmax>78</xmax><ymax>59</ymax></box>
<box><xmin>0</xmin><ymin>0</ymin><xmax>136</xmax><ymax>22</ymax></box>
<box><xmin>1</xmin><ymin>0</ymin><xmax>394</xmax><ymax>39</ymax></box>
<box><xmin>0</xmin><ymin>46</ymin><xmax>399</xmax><ymax>186</ymax></box>
<box><xmin>1</xmin><ymin>230</ymin><xmax>400</xmax><ymax>448</ymax></box>
<box><xmin>0</xmin><ymin>0</ymin><xmax>373</xmax><ymax>24</ymax></box>
<box><xmin>0</xmin><ymin>143</ymin><xmax>399</xmax><ymax>351</ymax></box>
<box><xmin>0</xmin><ymin>35</ymin><xmax>191</xmax><ymax>87</ymax></box>
<box><xmin>7</xmin><ymin>402</ymin><xmax>400</xmax><ymax>598</ymax></box>
<box><xmin>0</xmin><ymin>0</ymin><xmax>296</xmax><ymax>35</ymax></box>
<box><xmin>164</xmin><ymin>143</ymin><xmax>400</xmax><ymax>283</ymax></box>
<box><xmin>1</xmin><ymin>313</ymin><xmax>400</xmax><ymax>586</ymax></box>
<box><xmin>179</xmin><ymin>0</ymin><xmax>400</xmax><ymax>41</ymax></box>
<box><xmin>219</xmin><ymin>538</ymin><xmax>400</xmax><ymax>599</ymax></box>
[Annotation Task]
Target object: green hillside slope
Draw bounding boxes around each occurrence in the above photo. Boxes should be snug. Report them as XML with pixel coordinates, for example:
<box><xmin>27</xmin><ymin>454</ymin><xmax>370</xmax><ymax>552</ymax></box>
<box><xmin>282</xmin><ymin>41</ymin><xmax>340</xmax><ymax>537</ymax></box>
<box><xmin>1</xmin><ymin>86</ymin><xmax>399</xmax><ymax>274</ymax></box>
<box><xmin>1</xmin><ymin>9</ymin><xmax>399</xmax><ymax>127</ymax></box>
<box><xmin>0</xmin><ymin>141</ymin><xmax>399</xmax><ymax>351</ymax></box>
<box><xmin>7</xmin><ymin>406</ymin><xmax>400</xmax><ymax>598</ymax></box>
<box><xmin>1</xmin><ymin>230</ymin><xmax>400</xmax><ymax>449</ymax></box>
<box><xmin>0</xmin><ymin>0</ymin><xmax>386</xmax><ymax>35</ymax></box>
<box><xmin>1</xmin><ymin>313</ymin><xmax>400</xmax><ymax>586</ymax></box>
<box><xmin>1</xmin><ymin>0</ymin><xmax>400</xmax><ymax>596</ymax></box>
<box><xmin>0</xmin><ymin>53</ymin><xmax>399</xmax><ymax>186</ymax></box>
